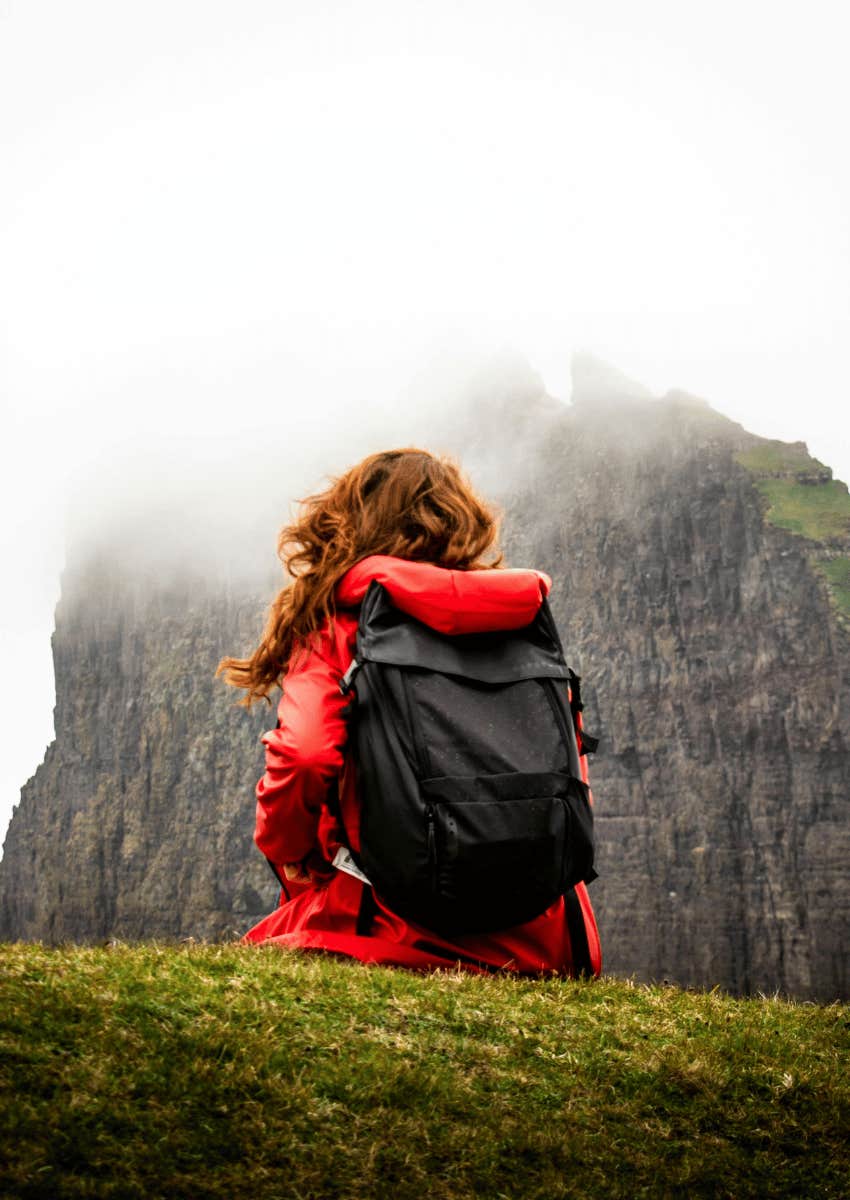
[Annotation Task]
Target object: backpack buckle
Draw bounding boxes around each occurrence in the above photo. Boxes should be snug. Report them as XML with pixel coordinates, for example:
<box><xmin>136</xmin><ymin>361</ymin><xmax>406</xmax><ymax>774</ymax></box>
<box><xmin>339</xmin><ymin>658</ymin><xmax>361</xmax><ymax>695</ymax></box>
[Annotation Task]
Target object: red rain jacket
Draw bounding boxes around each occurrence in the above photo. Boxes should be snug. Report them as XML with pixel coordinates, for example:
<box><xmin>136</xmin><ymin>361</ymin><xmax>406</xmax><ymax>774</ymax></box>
<box><xmin>243</xmin><ymin>555</ymin><xmax>602</xmax><ymax>976</ymax></box>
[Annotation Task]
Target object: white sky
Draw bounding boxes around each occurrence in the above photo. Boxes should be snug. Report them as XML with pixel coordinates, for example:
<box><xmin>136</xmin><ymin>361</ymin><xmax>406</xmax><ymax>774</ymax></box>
<box><xmin>2</xmin><ymin>0</ymin><xmax>849</xmax><ymax>853</ymax></box>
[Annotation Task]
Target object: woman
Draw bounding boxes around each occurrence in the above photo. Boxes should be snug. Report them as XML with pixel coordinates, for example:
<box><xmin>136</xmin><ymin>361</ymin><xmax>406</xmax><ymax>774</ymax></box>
<box><xmin>218</xmin><ymin>448</ymin><xmax>601</xmax><ymax>976</ymax></box>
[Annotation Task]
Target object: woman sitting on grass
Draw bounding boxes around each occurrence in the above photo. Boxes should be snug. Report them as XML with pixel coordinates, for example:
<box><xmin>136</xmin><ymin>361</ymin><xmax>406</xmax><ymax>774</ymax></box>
<box><xmin>217</xmin><ymin>448</ymin><xmax>601</xmax><ymax>975</ymax></box>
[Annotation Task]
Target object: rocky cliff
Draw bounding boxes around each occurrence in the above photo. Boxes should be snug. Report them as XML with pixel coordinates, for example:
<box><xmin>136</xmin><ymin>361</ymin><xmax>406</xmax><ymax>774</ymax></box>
<box><xmin>2</xmin><ymin>358</ymin><xmax>848</xmax><ymax>1000</ymax></box>
<box><xmin>502</xmin><ymin>375</ymin><xmax>850</xmax><ymax>1002</ymax></box>
<box><xmin>0</xmin><ymin>564</ymin><xmax>277</xmax><ymax>941</ymax></box>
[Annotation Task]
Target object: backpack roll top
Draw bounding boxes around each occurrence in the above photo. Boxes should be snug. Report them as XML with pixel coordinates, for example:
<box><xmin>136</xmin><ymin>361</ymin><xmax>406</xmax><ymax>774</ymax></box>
<box><xmin>346</xmin><ymin>580</ymin><xmax>596</xmax><ymax>936</ymax></box>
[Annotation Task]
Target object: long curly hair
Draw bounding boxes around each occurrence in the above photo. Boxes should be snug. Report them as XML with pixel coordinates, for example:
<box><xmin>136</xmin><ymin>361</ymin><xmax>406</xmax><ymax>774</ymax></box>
<box><xmin>216</xmin><ymin>448</ymin><xmax>503</xmax><ymax>705</ymax></box>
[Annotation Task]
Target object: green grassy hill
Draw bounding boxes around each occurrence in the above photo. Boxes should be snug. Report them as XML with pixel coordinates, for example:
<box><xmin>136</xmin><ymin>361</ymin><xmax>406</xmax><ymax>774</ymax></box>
<box><xmin>1</xmin><ymin>945</ymin><xmax>848</xmax><ymax>1199</ymax></box>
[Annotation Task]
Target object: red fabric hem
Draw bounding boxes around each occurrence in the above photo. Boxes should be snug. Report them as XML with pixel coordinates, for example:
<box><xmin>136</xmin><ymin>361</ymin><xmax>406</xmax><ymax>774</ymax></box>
<box><xmin>243</xmin><ymin>927</ymin><xmax>584</xmax><ymax>976</ymax></box>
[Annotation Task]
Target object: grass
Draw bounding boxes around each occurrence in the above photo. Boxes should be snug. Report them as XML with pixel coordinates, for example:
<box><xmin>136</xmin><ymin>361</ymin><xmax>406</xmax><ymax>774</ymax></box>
<box><xmin>736</xmin><ymin>442</ymin><xmax>850</xmax><ymax>617</ymax></box>
<box><xmin>751</xmin><ymin>478</ymin><xmax>850</xmax><ymax>543</ymax></box>
<box><xmin>820</xmin><ymin>556</ymin><xmax>850</xmax><ymax>615</ymax></box>
<box><xmin>735</xmin><ymin>443</ymin><xmax>830</xmax><ymax>478</ymax></box>
<box><xmin>1</xmin><ymin>945</ymin><xmax>849</xmax><ymax>1199</ymax></box>
<box><xmin>735</xmin><ymin>442</ymin><xmax>850</xmax><ymax>544</ymax></box>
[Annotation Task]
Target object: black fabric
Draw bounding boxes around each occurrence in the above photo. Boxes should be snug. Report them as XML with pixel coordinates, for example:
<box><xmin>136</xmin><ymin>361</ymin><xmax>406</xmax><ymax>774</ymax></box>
<box><xmin>407</xmin><ymin>675</ymin><xmax>571</xmax><ymax>777</ymax></box>
<box><xmin>568</xmin><ymin>669</ymin><xmax>599</xmax><ymax>757</ymax></box>
<box><xmin>564</xmin><ymin>887</ymin><xmax>593</xmax><ymax>977</ymax></box>
<box><xmin>357</xmin><ymin>579</ymin><xmax>570</xmax><ymax>684</ymax></box>
<box><xmin>346</xmin><ymin>582</ymin><xmax>597</xmax><ymax>937</ymax></box>
<box><xmin>356</xmin><ymin>881</ymin><xmax>377</xmax><ymax>937</ymax></box>
<box><xmin>580</xmin><ymin>732</ymin><xmax>600</xmax><ymax>756</ymax></box>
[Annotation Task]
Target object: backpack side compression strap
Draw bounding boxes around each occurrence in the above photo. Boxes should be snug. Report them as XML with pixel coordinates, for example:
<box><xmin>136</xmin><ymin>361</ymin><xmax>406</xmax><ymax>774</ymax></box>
<box><xmin>356</xmin><ymin>882</ymin><xmax>377</xmax><ymax>937</ymax></box>
<box><xmin>568</xmin><ymin>669</ymin><xmax>599</xmax><ymax>755</ymax></box>
<box><xmin>564</xmin><ymin>887</ymin><xmax>593</xmax><ymax>977</ymax></box>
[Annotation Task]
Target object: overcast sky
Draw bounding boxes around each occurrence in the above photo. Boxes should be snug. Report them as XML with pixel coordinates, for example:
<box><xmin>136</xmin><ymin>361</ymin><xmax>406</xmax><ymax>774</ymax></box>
<box><xmin>2</xmin><ymin>0</ymin><xmax>849</xmax><ymax>853</ymax></box>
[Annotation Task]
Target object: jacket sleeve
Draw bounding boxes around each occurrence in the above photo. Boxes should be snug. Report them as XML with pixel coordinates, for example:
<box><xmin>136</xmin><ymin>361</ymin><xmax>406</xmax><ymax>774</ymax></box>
<box><xmin>254</xmin><ymin>643</ymin><xmax>349</xmax><ymax>869</ymax></box>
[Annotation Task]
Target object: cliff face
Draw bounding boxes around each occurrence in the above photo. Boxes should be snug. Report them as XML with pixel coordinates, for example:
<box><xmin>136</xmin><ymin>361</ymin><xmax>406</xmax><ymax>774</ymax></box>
<box><xmin>0</xmin><ymin>564</ymin><xmax>276</xmax><ymax>941</ymax></box>
<box><xmin>2</xmin><ymin>362</ymin><xmax>848</xmax><ymax>1000</ymax></box>
<box><xmin>502</xmin><ymin>384</ymin><xmax>850</xmax><ymax>1002</ymax></box>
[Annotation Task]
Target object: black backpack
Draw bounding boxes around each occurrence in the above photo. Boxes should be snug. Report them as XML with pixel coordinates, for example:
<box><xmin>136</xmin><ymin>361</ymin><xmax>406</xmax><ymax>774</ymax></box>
<box><xmin>339</xmin><ymin>579</ymin><xmax>597</xmax><ymax>936</ymax></box>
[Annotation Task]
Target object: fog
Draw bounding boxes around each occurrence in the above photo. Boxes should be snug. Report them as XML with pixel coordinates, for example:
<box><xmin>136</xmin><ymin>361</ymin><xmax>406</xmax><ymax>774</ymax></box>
<box><xmin>2</xmin><ymin>0</ymin><xmax>849</xmax><ymax>851</ymax></box>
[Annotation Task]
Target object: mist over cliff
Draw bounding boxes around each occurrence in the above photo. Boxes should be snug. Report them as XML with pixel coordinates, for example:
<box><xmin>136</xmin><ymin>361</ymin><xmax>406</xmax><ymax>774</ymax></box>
<box><xmin>2</xmin><ymin>356</ymin><xmax>848</xmax><ymax>1001</ymax></box>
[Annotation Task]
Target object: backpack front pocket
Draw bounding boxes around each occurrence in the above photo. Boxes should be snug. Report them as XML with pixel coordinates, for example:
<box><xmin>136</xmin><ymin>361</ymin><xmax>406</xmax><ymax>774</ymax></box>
<box><xmin>418</xmin><ymin>772</ymin><xmax>593</xmax><ymax>935</ymax></box>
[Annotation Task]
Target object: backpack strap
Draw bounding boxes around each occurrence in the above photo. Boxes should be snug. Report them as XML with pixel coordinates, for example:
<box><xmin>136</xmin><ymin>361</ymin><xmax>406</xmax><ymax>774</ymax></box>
<box><xmin>340</xmin><ymin>657</ymin><xmax>361</xmax><ymax>695</ymax></box>
<box><xmin>569</xmin><ymin>669</ymin><xmax>599</xmax><ymax>755</ymax></box>
<box><xmin>356</xmin><ymin>881</ymin><xmax>377</xmax><ymax>936</ymax></box>
<box><xmin>567</xmin><ymin>667</ymin><xmax>584</xmax><ymax>720</ymax></box>
<box><xmin>564</xmin><ymin>887</ymin><xmax>593</xmax><ymax>977</ymax></box>
<box><xmin>579</xmin><ymin>730</ymin><xmax>600</xmax><ymax>756</ymax></box>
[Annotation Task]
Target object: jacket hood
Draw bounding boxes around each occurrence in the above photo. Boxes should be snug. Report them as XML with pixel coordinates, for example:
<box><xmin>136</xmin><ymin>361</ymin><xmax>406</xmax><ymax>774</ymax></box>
<box><xmin>335</xmin><ymin>555</ymin><xmax>552</xmax><ymax>635</ymax></box>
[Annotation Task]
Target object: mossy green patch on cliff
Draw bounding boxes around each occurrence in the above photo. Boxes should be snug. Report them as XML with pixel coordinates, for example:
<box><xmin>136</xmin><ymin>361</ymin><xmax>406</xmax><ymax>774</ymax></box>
<box><xmin>1</xmin><ymin>944</ymin><xmax>849</xmax><ymax>1200</ymax></box>
<box><xmin>821</xmin><ymin>556</ymin><xmax>850</xmax><ymax>615</ymax></box>
<box><xmin>751</xmin><ymin>477</ymin><xmax>850</xmax><ymax>542</ymax></box>
<box><xmin>735</xmin><ymin>441</ymin><xmax>830</xmax><ymax>478</ymax></box>
<box><xmin>736</xmin><ymin>441</ymin><xmax>850</xmax><ymax>617</ymax></box>
<box><xmin>736</xmin><ymin>440</ymin><xmax>850</xmax><ymax>542</ymax></box>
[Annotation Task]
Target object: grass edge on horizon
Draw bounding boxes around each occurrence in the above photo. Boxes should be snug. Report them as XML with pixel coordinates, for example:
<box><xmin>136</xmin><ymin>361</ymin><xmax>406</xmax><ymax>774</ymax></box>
<box><xmin>2</xmin><ymin>942</ymin><xmax>848</xmax><ymax>1200</ymax></box>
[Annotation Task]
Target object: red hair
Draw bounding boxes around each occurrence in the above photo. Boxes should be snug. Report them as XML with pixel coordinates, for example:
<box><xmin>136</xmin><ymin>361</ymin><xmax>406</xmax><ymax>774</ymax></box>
<box><xmin>217</xmin><ymin>448</ymin><xmax>502</xmax><ymax>705</ymax></box>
